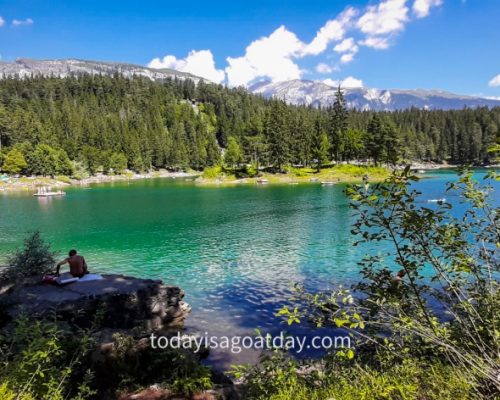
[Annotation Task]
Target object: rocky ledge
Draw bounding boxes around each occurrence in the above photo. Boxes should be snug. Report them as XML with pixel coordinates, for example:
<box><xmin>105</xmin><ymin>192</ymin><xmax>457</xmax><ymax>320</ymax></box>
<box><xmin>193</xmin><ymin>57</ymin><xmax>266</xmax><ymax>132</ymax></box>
<box><xmin>0</xmin><ymin>274</ymin><xmax>191</xmax><ymax>331</ymax></box>
<box><xmin>0</xmin><ymin>274</ymin><xmax>243</xmax><ymax>399</ymax></box>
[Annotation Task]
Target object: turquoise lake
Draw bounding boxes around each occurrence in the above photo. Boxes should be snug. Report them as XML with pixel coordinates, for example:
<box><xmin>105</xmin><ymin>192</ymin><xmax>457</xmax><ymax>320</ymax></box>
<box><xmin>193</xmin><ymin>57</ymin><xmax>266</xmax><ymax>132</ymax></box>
<box><xmin>0</xmin><ymin>169</ymin><xmax>497</xmax><ymax>367</ymax></box>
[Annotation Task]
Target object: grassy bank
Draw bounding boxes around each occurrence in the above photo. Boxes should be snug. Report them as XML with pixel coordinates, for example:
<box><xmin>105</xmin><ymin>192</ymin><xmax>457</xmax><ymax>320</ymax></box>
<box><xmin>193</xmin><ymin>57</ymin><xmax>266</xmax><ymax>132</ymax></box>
<box><xmin>0</xmin><ymin>165</ymin><xmax>391</xmax><ymax>192</ymax></box>
<box><xmin>236</xmin><ymin>356</ymin><xmax>478</xmax><ymax>400</ymax></box>
<box><xmin>196</xmin><ymin>164</ymin><xmax>390</xmax><ymax>186</ymax></box>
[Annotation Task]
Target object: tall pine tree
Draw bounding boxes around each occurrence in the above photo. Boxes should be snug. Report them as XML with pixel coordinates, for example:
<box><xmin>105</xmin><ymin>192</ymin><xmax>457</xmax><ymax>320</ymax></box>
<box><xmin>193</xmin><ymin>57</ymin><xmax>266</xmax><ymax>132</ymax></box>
<box><xmin>266</xmin><ymin>101</ymin><xmax>290</xmax><ymax>171</ymax></box>
<box><xmin>328</xmin><ymin>86</ymin><xmax>348</xmax><ymax>163</ymax></box>
<box><xmin>311</xmin><ymin>116</ymin><xmax>330</xmax><ymax>172</ymax></box>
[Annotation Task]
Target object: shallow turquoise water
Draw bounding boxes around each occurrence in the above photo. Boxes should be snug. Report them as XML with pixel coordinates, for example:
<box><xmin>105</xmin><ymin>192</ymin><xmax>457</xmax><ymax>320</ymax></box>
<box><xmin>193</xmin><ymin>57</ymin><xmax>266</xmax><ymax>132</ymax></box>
<box><xmin>0</xmin><ymin>169</ymin><xmax>497</xmax><ymax>367</ymax></box>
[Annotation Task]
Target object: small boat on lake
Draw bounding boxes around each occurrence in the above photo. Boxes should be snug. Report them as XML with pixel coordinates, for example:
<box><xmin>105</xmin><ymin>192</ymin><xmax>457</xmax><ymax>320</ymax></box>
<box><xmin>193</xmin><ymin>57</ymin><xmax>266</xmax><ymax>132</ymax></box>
<box><xmin>33</xmin><ymin>187</ymin><xmax>66</xmax><ymax>197</ymax></box>
<box><xmin>427</xmin><ymin>198</ymin><xmax>446</xmax><ymax>203</ymax></box>
<box><xmin>321</xmin><ymin>181</ymin><xmax>336</xmax><ymax>186</ymax></box>
<box><xmin>256</xmin><ymin>178</ymin><xmax>269</xmax><ymax>185</ymax></box>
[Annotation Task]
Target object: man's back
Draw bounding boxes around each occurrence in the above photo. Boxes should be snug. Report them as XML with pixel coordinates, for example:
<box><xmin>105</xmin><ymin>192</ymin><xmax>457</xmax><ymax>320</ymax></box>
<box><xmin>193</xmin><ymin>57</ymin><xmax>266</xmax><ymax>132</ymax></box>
<box><xmin>68</xmin><ymin>255</ymin><xmax>86</xmax><ymax>277</ymax></box>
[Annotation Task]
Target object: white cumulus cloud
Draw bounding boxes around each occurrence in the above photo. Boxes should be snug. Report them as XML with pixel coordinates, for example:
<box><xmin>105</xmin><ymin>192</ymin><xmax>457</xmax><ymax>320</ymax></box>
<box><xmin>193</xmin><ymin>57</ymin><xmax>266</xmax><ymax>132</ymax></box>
<box><xmin>323</xmin><ymin>78</ymin><xmax>339</xmax><ymax>86</ymax></box>
<box><xmin>333</xmin><ymin>37</ymin><xmax>356</xmax><ymax>53</ymax></box>
<box><xmin>225</xmin><ymin>26</ymin><xmax>305</xmax><ymax>87</ymax></box>
<box><xmin>0</xmin><ymin>16</ymin><xmax>5</xmax><ymax>27</ymax></box>
<box><xmin>148</xmin><ymin>49</ymin><xmax>225</xmax><ymax>83</ymax></box>
<box><xmin>356</xmin><ymin>0</ymin><xmax>409</xmax><ymax>53</ymax></box>
<box><xmin>12</xmin><ymin>18</ymin><xmax>33</xmax><ymax>26</ymax></box>
<box><xmin>359</xmin><ymin>36</ymin><xmax>391</xmax><ymax>49</ymax></box>
<box><xmin>357</xmin><ymin>0</ymin><xmax>409</xmax><ymax>36</ymax></box>
<box><xmin>333</xmin><ymin>37</ymin><xmax>359</xmax><ymax>64</ymax></box>
<box><xmin>413</xmin><ymin>0</ymin><xmax>443</xmax><ymax>18</ymax></box>
<box><xmin>225</xmin><ymin>7</ymin><xmax>360</xmax><ymax>86</ymax></box>
<box><xmin>489</xmin><ymin>75</ymin><xmax>500</xmax><ymax>87</ymax></box>
<box><xmin>340</xmin><ymin>53</ymin><xmax>355</xmax><ymax>63</ymax></box>
<box><xmin>148</xmin><ymin>0</ymin><xmax>442</xmax><ymax>86</ymax></box>
<box><xmin>316</xmin><ymin>63</ymin><xmax>335</xmax><ymax>74</ymax></box>
<box><xmin>341</xmin><ymin>76</ymin><xmax>364</xmax><ymax>87</ymax></box>
<box><xmin>301</xmin><ymin>7</ymin><xmax>358</xmax><ymax>56</ymax></box>
<box><xmin>323</xmin><ymin>76</ymin><xmax>363</xmax><ymax>88</ymax></box>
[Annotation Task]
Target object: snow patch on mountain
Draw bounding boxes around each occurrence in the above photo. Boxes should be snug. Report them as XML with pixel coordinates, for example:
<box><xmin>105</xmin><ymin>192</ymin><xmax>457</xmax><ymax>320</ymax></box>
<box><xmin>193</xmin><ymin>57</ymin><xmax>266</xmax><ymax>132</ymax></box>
<box><xmin>249</xmin><ymin>79</ymin><xmax>500</xmax><ymax>111</ymax></box>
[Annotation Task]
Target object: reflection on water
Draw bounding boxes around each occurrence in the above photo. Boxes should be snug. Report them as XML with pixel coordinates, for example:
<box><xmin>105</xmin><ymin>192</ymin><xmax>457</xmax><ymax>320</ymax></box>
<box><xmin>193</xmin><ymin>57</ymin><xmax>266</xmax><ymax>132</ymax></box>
<box><xmin>0</xmin><ymin>170</ymin><xmax>497</xmax><ymax>367</ymax></box>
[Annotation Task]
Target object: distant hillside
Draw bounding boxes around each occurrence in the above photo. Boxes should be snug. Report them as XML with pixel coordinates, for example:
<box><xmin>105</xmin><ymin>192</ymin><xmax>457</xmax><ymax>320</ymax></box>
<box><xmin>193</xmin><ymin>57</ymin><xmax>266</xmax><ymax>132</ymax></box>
<box><xmin>249</xmin><ymin>79</ymin><xmax>500</xmax><ymax>111</ymax></box>
<box><xmin>0</xmin><ymin>58</ymin><xmax>207</xmax><ymax>83</ymax></box>
<box><xmin>0</xmin><ymin>74</ymin><xmax>498</xmax><ymax>174</ymax></box>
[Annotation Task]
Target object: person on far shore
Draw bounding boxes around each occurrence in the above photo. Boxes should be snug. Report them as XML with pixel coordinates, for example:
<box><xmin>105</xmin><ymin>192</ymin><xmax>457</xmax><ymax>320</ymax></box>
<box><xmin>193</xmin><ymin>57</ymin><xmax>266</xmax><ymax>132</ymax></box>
<box><xmin>393</xmin><ymin>269</ymin><xmax>406</xmax><ymax>282</ymax></box>
<box><xmin>56</xmin><ymin>249</ymin><xmax>88</xmax><ymax>278</ymax></box>
<box><xmin>390</xmin><ymin>269</ymin><xmax>406</xmax><ymax>292</ymax></box>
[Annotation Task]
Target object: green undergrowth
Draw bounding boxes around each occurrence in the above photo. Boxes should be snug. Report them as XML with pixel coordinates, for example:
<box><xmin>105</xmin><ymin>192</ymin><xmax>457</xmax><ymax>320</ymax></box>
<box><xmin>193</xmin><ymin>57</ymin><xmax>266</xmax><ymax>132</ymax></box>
<box><xmin>199</xmin><ymin>164</ymin><xmax>390</xmax><ymax>185</ymax></box>
<box><xmin>235</xmin><ymin>355</ymin><xmax>478</xmax><ymax>400</ymax></box>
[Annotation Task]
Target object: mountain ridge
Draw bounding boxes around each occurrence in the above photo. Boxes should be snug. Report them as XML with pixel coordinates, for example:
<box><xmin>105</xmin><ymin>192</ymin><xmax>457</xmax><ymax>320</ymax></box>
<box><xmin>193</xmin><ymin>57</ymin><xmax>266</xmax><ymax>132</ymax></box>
<box><xmin>248</xmin><ymin>79</ymin><xmax>500</xmax><ymax>111</ymax></box>
<box><xmin>0</xmin><ymin>58</ymin><xmax>208</xmax><ymax>83</ymax></box>
<box><xmin>1</xmin><ymin>59</ymin><xmax>499</xmax><ymax>111</ymax></box>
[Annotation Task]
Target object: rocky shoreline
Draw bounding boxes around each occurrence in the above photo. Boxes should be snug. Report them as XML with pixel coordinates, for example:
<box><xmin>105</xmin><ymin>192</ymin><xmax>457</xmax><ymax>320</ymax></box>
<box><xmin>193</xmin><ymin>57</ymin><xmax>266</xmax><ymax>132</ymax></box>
<box><xmin>1</xmin><ymin>162</ymin><xmax>496</xmax><ymax>193</ymax></box>
<box><xmin>0</xmin><ymin>170</ymin><xmax>198</xmax><ymax>192</ymax></box>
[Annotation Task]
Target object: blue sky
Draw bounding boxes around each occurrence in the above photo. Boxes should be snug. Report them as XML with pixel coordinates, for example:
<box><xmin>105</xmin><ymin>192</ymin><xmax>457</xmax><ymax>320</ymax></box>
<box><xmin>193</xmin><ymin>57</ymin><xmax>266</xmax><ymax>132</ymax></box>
<box><xmin>0</xmin><ymin>0</ymin><xmax>499</xmax><ymax>96</ymax></box>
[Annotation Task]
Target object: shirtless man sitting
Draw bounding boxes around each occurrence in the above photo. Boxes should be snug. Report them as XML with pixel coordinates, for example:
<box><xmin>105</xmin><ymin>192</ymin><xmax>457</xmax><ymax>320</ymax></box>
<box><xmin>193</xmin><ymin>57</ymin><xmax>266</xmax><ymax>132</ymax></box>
<box><xmin>56</xmin><ymin>249</ymin><xmax>88</xmax><ymax>278</ymax></box>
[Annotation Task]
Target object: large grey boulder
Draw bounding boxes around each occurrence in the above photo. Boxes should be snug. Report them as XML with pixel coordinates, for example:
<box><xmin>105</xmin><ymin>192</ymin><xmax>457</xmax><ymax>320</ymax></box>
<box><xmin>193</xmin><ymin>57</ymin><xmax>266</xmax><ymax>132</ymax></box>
<box><xmin>0</xmin><ymin>274</ymin><xmax>190</xmax><ymax>331</ymax></box>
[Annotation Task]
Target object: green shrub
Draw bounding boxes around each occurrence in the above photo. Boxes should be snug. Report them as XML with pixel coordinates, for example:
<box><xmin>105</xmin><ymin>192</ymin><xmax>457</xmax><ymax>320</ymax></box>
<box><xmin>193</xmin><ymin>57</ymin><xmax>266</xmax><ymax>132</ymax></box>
<box><xmin>231</xmin><ymin>353</ymin><xmax>299</xmax><ymax>399</ymax></box>
<box><xmin>224</xmin><ymin>136</ymin><xmax>243</xmax><ymax>168</ymax></box>
<box><xmin>55</xmin><ymin>148</ymin><xmax>74</xmax><ymax>176</ymax></box>
<box><xmin>97</xmin><ymin>333</ymin><xmax>213</xmax><ymax>396</ymax></box>
<box><xmin>346</xmin><ymin>169</ymin><xmax>499</xmax><ymax>391</ymax></box>
<box><xmin>234</xmin><ymin>164</ymin><xmax>259</xmax><ymax>178</ymax></box>
<box><xmin>286</xmin><ymin>166</ymin><xmax>310</xmax><ymax>177</ymax></box>
<box><xmin>202</xmin><ymin>165</ymin><xmax>223</xmax><ymax>179</ymax></box>
<box><xmin>270</xmin><ymin>168</ymin><xmax>499</xmax><ymax>399</ymax></box>
<box><xmin>244</xmin><ymin>164</ymin><xmax>259</xmax><ymax>177</ymax></box>
<box><xmin>80</xmin><ymin>145</ymin><xmax>102</xmax><ymax>175</ymax></box>
<box><xmin>1</xmin><ymin>149</ymin><xmax>27</xmax><ymax>175</ymax></box>
<box><xmin>0</xmin><ymin>316</ymin><xmax>94</xmax><ymax>400</ymax></box>
<box><xmin>333</xmin><ymin>164</ymin><xmax>387</xmax><ymax>177</ymax></box>
<box><xmin>168</xmin><ymin>349</ymin><xmax>213</xmax><ymax>394</ymax></box>
<box><xmin>109</xmin><ymin>152</ymin><xmax>128</xmax><ymax>174</ymax></box>
<box><xmin>70</xmin><ymin>160</ymin><xmax>89</xmax><ymax>180</ymax></box>
<box><xmin>55</xmin><ymin>175</ymin><xmax>72</xmax><ymax>184</ymax></box>
<box><xmin>236</xmin><ymin>355</ymin><xmax>477</xmax><ymax>400</ymax></box>
<box><xmin>0</xmin><ymin>383</ymin><xmax>34</xmax><ymax>400</ymax></box>
<box><xmin>5</xmin><ymin>231</ymin><xmax>56</xmax><ymax>279</ymax></box>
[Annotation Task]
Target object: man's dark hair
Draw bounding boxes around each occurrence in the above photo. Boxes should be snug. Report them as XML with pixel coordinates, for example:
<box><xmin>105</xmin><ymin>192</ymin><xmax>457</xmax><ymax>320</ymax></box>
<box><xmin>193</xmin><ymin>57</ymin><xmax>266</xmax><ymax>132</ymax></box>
<box><xmin>68</xmin><ymin>249</ymin><xmax>77</xmax><ymax>256</ymax></box>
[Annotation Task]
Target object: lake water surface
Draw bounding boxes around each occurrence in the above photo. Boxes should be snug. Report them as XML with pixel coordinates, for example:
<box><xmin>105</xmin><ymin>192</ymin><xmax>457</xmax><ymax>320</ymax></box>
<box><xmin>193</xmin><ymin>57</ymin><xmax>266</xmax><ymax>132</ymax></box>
<box><xmin>0</xmin><ymin>169</ymin><xmax>497</xmax><ymax>367</ymax></box>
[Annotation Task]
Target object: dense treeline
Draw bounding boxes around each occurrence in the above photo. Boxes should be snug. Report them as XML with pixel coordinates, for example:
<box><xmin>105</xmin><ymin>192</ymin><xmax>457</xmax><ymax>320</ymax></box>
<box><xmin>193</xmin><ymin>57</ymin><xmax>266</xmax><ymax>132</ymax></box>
<box><xmin>0</xmin><ymin>74</ymin><xmax>498</xmax><ymax>176</ymax></box>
